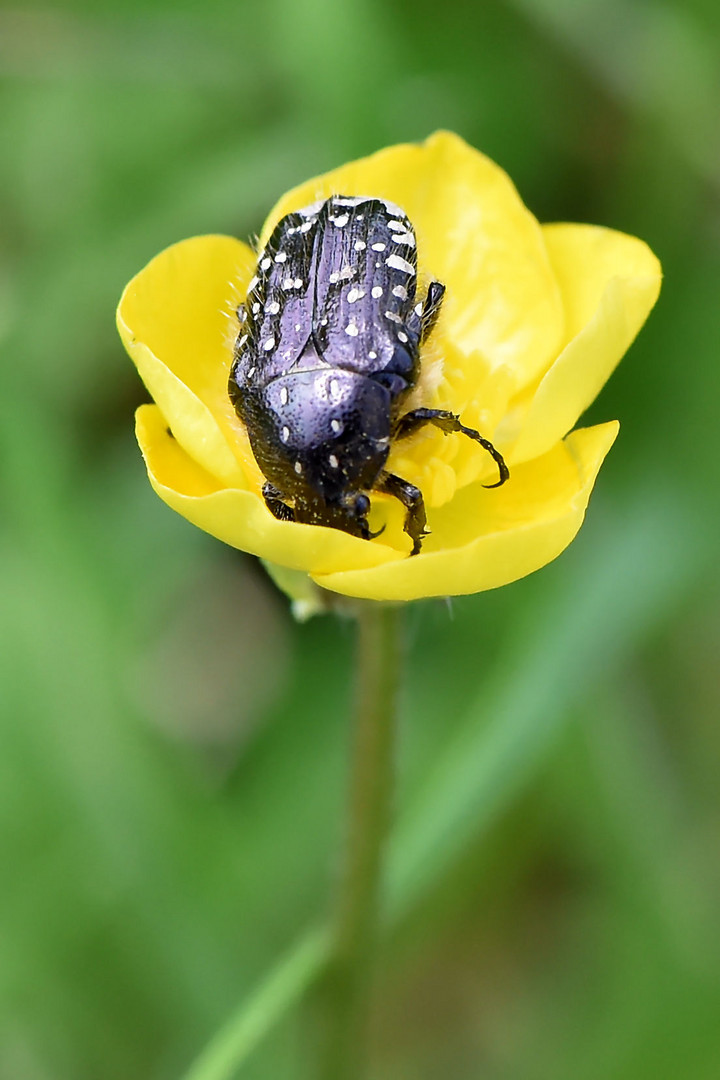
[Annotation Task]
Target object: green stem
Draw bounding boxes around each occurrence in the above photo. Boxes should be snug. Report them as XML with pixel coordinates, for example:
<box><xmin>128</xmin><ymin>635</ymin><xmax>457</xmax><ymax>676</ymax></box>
<box><xmin>319</xmin><ymin>602</ymin><xmax>403</xmax><ymax>1080</ymax></box>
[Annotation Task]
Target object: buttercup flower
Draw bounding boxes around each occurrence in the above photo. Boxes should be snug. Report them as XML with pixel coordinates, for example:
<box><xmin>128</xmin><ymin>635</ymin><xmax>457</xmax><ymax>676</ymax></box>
<box><xmin>117</xmin><ymin>132</ymin><xmax>660</xmax><ymax>603</ymax></box>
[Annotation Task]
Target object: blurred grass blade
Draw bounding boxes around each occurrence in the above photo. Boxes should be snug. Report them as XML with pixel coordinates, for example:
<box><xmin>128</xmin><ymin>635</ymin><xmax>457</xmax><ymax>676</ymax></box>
<box><xmin>183</xmin><ymin>928</ymin><xmax>328</xmax><ymax>1080</ymax></box>
<box><xmin>387</xmin><ymin>490</ymin><xmax>706</xmax><ymax>919</ymax></box>
<box><xmin>182</xmin><ymin>488</ymin><xmax>709</xmax><ymax>1079</ymax></box>
<box><xmin>584</xmin><ymin>690</ymin><xmax>716</xmax><ymax>973</ymax></box>
<box><xmin>507</xmin><ymin>0</ymin><xmax>720</xmax><ymax>188</ymax></box>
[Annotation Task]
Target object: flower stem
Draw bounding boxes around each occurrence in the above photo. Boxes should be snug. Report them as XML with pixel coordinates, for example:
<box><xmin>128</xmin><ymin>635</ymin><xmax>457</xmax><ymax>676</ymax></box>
<box><xmin>319</xmin><ymin>601</ymin><xmax>402</xmax><ymax>1080</ymax></box>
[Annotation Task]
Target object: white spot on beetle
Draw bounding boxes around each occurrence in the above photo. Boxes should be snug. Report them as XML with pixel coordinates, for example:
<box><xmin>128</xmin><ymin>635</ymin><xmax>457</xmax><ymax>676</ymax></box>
<box><xmin>329</xmin><ymin>272</ymin><xmax>340</xmax><ymax>284</ymax></box>
<box><xmin>398</xmin><ymin>331</ymin><xmax>408</xmax><ymax>343</ymax></box>
<box><xmin>300</xmin><ymin>220</ymin><xmax>314</xmax><ymax>233</ymax></box>
<box><xmin>415</xmin><ymin>302</ymin><xmax>423</xmax><ymax>316</ymax></box>
<box><xmin>294</xmin><ymin>322</ymin><xmax>302</xmax><ymax>331</ymax></box>
<box><xmin>331</xmin><ymin>419</ymin><xmax>342</xmax><ymax>434</ymax></box>
<box><xmin>371</xmin><ymin>286</ymin><xmax>383</xmax><ymax>298</ymax></box>
<box><xmin>246</xmin><ymin>366</ymin><xmax>255</xmax><ymax>379</ymax></box>
<box><xmin>260</xmin><ymin>257</ymin><xmax>272</xmax><ymax>271</ymax></box>
<box><xmin>263</xmin><ymin>336</ymin><xmax>276</xmax><ymax>351</ymax></box>
<box><xmin>294</xmin><ymin>278</ymin><xmax>303</xmax><ymax>289</ymax></box>
<box><xmin>339</xmin><ymin>265</ymin><xmax>354</xmax><ymax>281</ymax></box>
<box><xmin>387</xmin><ymin>220</ymin><xmax>406</xmax><ymax>231</ymax></box>
<box><xmin>238</xmin><ymin>333</ymin><xmax>248</xmax><ymax>348</ymax></box>
<box><xmin>239</xmin><ymin>308</ymin><xmax>247</xmax><ymax>322</ymax></box>
<box><xmin>330</xmin><ymin>379</ymin><xmax>340</xmax><ymax>396</ymax></box>
<box><xmin>332</xmin><ymin>214</ymin><xmax>349</xmax><ymax>227</ymax></box>
<box><xmin>280</xmin><ymin>387</ymin><xmax>289</xmax><ymax>404</ymax></box>
<box><xmin>368</xmin><ymin>350</ymin><xmax>377</xmax><ymax>359</ymax></box>
<box><xmin>346</xmin><ymin>288</ymin><xmax>365</xmax><ymax>304</ymax></box>
<box><xmin>392</xmin><ymin>284</ymin><xmax>408</xmax><ymax>300</ymax></box>
<box><xmin>294</xmin><ymin>461</ymin><xmax>302</xmax><ymax>474</ymax></box>
<box><xmin>386</xmin><ymin>253</ymin><xmax>415</xmax><ymax>275</ymax></box>
<box><xmin>345</xmin><ymin>323</ymin><xmax>359</xmax><ymax>337</ymax></box>
<box><xmin>281</xmin><ymin>426</ymin><xmax>290</xmax><ymax>442</ymax></box>
<box><xmin>329</xmin><ymin>454</ymin><xmax>339</xmax><ymax>468</ymax></box>
<box><xmin>385</xmin><ymin>310</ymin><xmax>403</xmax><ymax>324</ymax></box>
<box><xmin>321</xmin><ymin>317</ymin><xmax>328</xmax><ymax>326</ymax></box>
<box><xmin>354</xmin><ymin>239</ymin><xmax>366</xmax><ymax>251</ymax></box>
<box><xmin>282</xmin><ymin>277</ymin><xmax>294</xmax><ymax>289</ymax></box>
<box><xmin>371</xmin><ymin>242</ymin><xmax>386</xmax><ymax>251</ymax></box>
<box><xmin>392</xmin><ymin>232</ymin><xmax>415</xmax><ymax>247</ymax></box>
<box><xmin>274</xmin><ymin>252</ymin><xmax>287</xmax><ymax>263</ymax></box>
<box><xmin>252</xmin><ymin>302</ymin><xmax>261</xmax><ymax>314</ymax></box>
<box><xmin>266</xmin><ymin>301</ymin><xmax>280</xmax><ymax>315</ymax></box>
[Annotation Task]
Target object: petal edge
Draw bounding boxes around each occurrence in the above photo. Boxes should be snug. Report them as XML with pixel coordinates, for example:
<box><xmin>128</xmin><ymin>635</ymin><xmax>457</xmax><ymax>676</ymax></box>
<box><xmin>136</xmin><ymin>405</ymin><xmax>404</xmax><ymax>578</ymax></box>
<box><xmin>511</xmin><ymin>225</ymin><xmax>660</xmax><ymax>463</ymax></box>
<box><xmin>312</xmin><ymin>422</ymin><xmax>619</xmax><ymax>601</ymax></box>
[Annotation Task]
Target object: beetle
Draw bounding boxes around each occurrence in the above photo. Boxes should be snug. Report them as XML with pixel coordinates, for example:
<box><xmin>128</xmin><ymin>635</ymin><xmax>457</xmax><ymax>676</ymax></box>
<box><xmin>229</xmin><ymin>195</ymin><xmax>508</xmax><ymax>555</ymax></box>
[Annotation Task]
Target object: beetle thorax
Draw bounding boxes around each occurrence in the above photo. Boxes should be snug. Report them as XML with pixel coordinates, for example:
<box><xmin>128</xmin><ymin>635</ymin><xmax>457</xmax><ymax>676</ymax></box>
<box><xmin>248</xmin><ymin>367</ymin><xmax>391</xmax><ymax>506</ymax></box>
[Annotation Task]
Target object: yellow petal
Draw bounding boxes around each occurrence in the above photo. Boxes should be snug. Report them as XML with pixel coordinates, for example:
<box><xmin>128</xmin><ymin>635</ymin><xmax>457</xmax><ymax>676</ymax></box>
<box><xmin>313</xmin><ymin>422</ymin><xmax>618</xmax><ymax>601</ymax></box>
<box><xmin>262</xmin><ymin>131</ymin><xmax>564</xmax><ymax>388</ymax></box>
<box><xmin>136</xmin><ymin>405</ymin><xmax>404</xmax><ymax>577</ymax></box>
<box><xmin>510</xmin><ymin>225</ymin><xmax>661</xmax><ymax>463</ymax></box>
<box><xmin>118</xmin><ymin>235</ymin><xmax>262</xmax><ymax>487</ymax></box>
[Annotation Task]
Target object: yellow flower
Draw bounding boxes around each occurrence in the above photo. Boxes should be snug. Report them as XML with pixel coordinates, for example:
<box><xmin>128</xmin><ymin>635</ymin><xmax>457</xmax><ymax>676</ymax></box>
<box><xmin>117</xmin><ymin>132</ymin><xmax>660</xmax><ymax>603</ymax></box>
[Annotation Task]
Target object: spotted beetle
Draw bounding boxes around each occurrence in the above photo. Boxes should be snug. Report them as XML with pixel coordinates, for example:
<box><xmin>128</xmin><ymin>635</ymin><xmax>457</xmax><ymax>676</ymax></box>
<box><xmin>229</xmin><ymin>195</ymin><xmax>508</xmax><ymax>555</ymax></box>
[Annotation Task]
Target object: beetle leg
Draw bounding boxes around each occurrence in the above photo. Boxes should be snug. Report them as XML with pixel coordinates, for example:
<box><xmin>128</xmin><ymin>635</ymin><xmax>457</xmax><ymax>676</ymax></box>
<box><xmin>394</xmin><ymin>408</ymin><xmax>509</xmax><ymax>489</ymax></box>
<box><xmin>262</xmin><ymin>481</ymin><xmax>296</xmax><ymax>522</ymax></box>
<box><xmin>408</xmin><ymin>280</ymin><xmax>446</xmax><ymax>342</ymax></box>
<box><xmin>405</xmin><ymin>280</ymin><xmax>444</xmax><ymax>342</ymax></box>
<box><xmin>360</xmin><ymin>519</ymin><xmax>386</xmax><ymax>542</ymax></box>
<box><xmin>377</xmin><ymin>472</ymin><xmax>429</xmax><ymax>556</ymax></box>
<box><xmin>420</xmin><ymin>280</ymin><xmax>446</xmax><ymax>342</ymax></box>
<box><xmin>339</xmin><ymin>491</ymin><xmax>385</xmax><ymax>541</ymax></box>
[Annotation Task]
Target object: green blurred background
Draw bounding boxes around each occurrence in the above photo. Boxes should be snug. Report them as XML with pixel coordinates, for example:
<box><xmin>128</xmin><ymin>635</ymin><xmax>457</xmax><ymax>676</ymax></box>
<box><xmin>1</xmin><ymin>0</ymin><xmax>719</xmax><ymax>1077</ymax></box>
